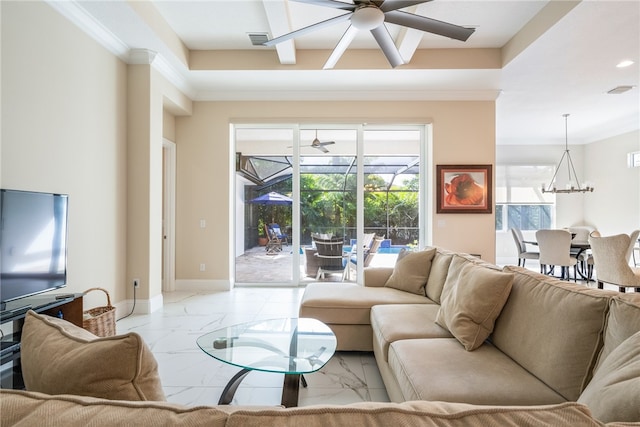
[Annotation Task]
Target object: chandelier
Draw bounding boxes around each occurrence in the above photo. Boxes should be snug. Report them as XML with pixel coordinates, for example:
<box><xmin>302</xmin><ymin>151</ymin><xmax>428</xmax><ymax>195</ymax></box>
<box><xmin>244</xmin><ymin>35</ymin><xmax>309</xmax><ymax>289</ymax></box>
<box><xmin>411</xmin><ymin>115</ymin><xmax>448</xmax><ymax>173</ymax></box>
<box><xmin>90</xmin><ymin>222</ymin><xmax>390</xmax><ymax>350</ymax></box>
<box><xmin>542</xmin><ymin>114</ymin><xmax>594</xmax><ymax>194</ymax></box>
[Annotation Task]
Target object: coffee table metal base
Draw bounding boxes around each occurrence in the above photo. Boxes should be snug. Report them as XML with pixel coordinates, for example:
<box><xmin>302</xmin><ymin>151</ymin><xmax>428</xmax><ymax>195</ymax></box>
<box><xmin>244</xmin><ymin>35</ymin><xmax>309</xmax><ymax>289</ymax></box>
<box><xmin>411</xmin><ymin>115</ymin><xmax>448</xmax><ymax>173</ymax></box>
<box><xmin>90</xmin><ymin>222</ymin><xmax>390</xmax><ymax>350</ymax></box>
<box><xmin>219</xmin><ymin>369</ymin><xmax>308</xmax><ymax>407</ymax></box>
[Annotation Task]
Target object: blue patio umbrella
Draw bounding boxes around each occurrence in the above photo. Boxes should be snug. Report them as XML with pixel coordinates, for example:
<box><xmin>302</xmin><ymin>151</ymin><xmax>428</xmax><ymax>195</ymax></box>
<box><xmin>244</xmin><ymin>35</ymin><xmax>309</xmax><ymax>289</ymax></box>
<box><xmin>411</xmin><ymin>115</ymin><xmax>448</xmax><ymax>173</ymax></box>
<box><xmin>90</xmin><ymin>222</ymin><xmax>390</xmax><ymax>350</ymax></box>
<box><xmin>249</xmin><ymin>192</ymin><xmax>293</xmax><ymax>206</ymax></box>
<box><xmin>249</xmin><ymin>192</ymin><xmax>292</xmax><ymax>224</ymax></box>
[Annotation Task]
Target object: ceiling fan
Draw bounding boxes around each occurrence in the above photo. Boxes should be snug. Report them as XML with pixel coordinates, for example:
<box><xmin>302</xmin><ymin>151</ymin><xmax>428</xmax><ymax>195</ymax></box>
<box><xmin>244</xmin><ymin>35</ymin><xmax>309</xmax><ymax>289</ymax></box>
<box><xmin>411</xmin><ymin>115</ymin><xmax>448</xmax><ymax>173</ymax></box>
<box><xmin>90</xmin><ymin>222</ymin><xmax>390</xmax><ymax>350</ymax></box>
<box><xmin>263</xmin><ymin>0</ymin><xmax>475</xmax><ymax>69</ymax></box>
<box><xmin>295</xmin><ymin>130</ymin><xmax>336</xmax><ymax>153</ymax></box>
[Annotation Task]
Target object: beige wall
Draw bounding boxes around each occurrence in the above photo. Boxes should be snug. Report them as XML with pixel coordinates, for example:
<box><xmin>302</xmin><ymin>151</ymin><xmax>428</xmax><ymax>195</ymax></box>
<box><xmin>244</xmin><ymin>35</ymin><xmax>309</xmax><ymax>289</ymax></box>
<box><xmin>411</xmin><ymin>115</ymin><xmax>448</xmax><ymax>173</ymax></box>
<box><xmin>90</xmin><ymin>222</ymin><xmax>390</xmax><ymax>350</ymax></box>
<box><xmin>175</xmin><ymin>100</ymin><xmax>497</xmax><ymax>286</ymax></box>
<box><xmin>1</xmin><ymin>1</ymin><xmax>128</xmax><ymax>310</ymax></box>
<box><xmin>163</xmin><ymin>110</ymin><xmax>176</xmax><ymax>142</ymax></box>
<box><xmin>126</xmin><ymin>62</ymin><xmax>190</xmax><ymax>308</ymax></box>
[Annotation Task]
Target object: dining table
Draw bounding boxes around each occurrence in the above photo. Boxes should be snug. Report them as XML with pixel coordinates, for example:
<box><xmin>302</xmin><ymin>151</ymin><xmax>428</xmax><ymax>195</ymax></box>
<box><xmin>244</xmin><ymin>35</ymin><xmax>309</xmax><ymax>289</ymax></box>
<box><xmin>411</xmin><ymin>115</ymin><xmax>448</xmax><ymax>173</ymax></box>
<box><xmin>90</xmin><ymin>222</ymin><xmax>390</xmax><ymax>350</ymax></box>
<box><xmin>522</xmin><ymin>236</ymin><xmax>592</xmax><ymax>281</ymax></box>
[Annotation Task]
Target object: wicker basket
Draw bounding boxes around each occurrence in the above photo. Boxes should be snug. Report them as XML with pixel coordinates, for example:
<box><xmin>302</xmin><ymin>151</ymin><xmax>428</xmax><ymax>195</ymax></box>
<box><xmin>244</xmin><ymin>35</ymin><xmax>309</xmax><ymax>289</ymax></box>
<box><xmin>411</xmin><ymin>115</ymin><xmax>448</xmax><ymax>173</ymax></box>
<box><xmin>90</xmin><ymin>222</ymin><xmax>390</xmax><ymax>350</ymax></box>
<box><xmin>83</xmin><ymin>287</ymin><xmax>116</xmax><ymax>337</ymax></box>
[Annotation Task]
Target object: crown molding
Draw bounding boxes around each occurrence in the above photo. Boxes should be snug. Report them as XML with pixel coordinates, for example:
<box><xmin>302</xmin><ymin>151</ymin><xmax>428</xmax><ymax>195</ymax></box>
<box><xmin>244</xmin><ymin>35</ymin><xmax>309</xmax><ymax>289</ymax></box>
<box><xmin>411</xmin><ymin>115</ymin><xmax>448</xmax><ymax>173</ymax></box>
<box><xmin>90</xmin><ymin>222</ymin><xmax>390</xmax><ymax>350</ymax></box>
<box><xmin>129</xmin><ymin>48</ymin><xmax>157</xmax><ymax>65</ymax></box>
<box><xmin>45</xmin><ymin>0</ymin><xmax>196</xmax><ymax>100</ymax></box>
<box><xmin>45</xmin><ymin>0</ymin><xmax>129</xmax><ymax>60</ymax></box>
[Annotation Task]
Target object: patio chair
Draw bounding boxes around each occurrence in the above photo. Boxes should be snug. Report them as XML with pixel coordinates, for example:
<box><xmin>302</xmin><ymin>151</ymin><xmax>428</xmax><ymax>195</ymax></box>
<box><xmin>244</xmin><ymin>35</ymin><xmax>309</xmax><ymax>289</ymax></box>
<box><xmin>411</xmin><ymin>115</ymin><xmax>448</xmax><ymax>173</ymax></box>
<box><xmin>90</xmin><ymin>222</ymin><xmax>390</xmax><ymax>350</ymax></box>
<box><xmin>589</xmin><ymin>232</ymin><xmax>640</xmax><ymax>293</ymax></box>
<box><xmin>268</xmin><ymin>223</ymin><xmax>289</xmax><ymax>245</ymax></box>
<box><xmin>265</xmin><ymin>224</ymin><xmax>282</xmax><ymax>255</ymax></box>
<box><xmin>313</xmin><ymin>235</ymin><xmax>347</xmax><ymax>281</ymax></box>
<box><xmin>350</xmin><ymin>235</ymin><xmax>383</xmax><ymax>268</ymax></box>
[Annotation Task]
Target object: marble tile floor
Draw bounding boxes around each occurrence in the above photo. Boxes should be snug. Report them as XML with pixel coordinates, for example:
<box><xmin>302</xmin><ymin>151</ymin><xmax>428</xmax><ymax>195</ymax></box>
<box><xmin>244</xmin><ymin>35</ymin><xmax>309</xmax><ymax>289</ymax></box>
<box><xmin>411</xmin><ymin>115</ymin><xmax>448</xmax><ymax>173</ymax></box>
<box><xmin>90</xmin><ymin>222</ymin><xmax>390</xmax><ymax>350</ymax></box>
<box><xmin>115</xmin><ymin>287</ymin><xmax>390</xmax><ymax>407</ymax></box>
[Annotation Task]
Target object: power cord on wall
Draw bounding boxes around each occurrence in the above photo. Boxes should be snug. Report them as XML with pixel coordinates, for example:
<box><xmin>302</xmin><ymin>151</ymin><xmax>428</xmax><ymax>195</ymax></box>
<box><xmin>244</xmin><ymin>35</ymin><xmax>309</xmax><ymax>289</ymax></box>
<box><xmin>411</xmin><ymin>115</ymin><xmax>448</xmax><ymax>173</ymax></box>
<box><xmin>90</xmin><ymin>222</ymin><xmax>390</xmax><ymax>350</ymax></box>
<box><xmin>116</xmin><ymin>285</ymin><xmax>136</xmax><ymax>322</ymax></box>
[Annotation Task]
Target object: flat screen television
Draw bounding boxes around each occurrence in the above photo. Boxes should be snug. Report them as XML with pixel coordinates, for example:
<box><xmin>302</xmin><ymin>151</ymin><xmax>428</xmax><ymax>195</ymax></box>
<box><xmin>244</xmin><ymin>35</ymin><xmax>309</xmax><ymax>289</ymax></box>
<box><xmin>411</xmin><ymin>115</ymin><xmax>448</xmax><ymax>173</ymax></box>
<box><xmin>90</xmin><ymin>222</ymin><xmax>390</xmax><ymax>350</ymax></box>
<box><xmin>0</xmin><ymin>189</ymin><xmax>69</xmax><ymax>304</ymax></box>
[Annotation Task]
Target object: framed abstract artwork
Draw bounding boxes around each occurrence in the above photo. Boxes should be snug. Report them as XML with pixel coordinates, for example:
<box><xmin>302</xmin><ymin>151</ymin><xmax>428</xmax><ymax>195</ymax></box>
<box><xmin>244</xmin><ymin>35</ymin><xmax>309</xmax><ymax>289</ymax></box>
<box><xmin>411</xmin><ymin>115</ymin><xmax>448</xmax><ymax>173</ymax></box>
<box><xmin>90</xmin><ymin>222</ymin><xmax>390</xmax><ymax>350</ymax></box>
<box><xmin>436</xmin><ymin>164</ymin><xmax>492</xmax><ymax>214</ymax></box>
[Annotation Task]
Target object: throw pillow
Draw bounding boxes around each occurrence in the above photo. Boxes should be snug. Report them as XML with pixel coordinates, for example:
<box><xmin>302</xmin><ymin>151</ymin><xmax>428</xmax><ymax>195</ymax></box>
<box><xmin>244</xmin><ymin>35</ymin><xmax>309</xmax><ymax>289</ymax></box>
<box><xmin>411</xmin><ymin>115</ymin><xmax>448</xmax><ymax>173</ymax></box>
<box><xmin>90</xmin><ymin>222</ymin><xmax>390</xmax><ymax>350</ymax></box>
<box><xmin>20</xmin><ymin>310</ymin><xmax>166</xmax><ymax>401</ymax></box>
<box><xmin>577</xmin><ymin>330</ymin><xmax>640</xmax><ymax>423</ymax></box>
<box><xmin>384</xmin><ymin>248</ymin><xmax>437</xmax><ymax>295</ymax></box>
<box><xmin>435</xmin><ymin>263</ymin><xmax>514</xmax><ymax>351</ymax></box>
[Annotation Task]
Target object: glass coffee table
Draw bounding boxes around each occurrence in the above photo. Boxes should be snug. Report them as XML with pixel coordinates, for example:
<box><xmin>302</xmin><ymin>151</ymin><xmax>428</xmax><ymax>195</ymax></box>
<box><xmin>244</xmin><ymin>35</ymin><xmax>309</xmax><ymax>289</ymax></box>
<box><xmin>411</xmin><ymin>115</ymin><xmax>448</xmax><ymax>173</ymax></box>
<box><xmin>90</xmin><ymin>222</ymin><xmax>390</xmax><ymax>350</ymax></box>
<box><xmin>197</xmin><ymin>317</ymin><xmax>336</xmax><ymax>407</ymax></box>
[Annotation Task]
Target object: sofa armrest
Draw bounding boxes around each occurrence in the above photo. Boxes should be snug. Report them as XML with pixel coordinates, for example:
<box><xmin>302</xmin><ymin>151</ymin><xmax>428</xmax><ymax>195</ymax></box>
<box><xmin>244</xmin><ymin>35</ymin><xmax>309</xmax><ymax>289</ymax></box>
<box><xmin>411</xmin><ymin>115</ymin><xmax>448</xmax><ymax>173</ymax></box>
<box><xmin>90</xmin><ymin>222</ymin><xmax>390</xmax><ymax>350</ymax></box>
<box><xmin>363</xmin><ymin>267</ymin><xmax>393</xmax><ymax>287</ymax></box>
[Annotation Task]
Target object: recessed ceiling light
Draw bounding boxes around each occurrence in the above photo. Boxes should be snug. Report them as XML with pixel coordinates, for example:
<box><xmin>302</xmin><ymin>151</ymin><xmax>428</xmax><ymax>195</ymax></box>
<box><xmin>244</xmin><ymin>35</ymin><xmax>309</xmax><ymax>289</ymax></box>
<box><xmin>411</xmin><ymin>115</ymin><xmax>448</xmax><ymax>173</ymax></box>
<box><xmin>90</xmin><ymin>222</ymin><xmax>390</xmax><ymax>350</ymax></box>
<box><xmin>616</xmin><ymin>60</ymin><xmax>635</xmax><ymax>68</ymax></box>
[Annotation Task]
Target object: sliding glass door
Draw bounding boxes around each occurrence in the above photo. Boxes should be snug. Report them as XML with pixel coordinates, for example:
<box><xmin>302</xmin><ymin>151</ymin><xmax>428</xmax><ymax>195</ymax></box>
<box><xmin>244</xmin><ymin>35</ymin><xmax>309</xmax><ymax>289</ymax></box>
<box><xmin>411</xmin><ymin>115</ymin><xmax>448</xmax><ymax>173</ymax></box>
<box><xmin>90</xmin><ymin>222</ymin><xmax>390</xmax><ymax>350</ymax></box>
<box><xmin>233</xmin><ymin>124</ymin><xmax>426</xmax><ymax>286</ymax></box>
<box><xmin>362</xmin><ymin>128</ymin><xmax>421</xmax><ymax>272</ymax></box>
<box><xmin>235</xmin><ymin>127</ymin><xmax>294</xmax><ymax>285</ymax></box>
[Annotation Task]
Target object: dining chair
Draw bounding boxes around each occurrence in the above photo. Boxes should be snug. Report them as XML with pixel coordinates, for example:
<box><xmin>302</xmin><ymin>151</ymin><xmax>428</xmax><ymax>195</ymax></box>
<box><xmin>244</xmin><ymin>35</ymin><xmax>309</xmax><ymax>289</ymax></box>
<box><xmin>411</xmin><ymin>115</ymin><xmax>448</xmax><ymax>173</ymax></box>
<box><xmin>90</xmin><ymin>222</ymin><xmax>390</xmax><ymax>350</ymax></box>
<box><xmin>625</xmin><ymin>229</ymin><xmax>639</xmax><ymax>265</ymax></box>
<box><xmin>510</xmin><ymin>228</ymin><xmax>539</xmax><ymax>267</ymax></box>
<box><xmin>567</xmin><ymin>226</ymin><xmax>594</xmax><ymax>244</ymax></box>
<box><xmin>589</xmin><ymin>232</ymin><xmax>640</xmax><ymax>293</ymax></box>
<box><xmin>584</xmin><ymin>230</ymin><xmax>601</xmax><ymax>281</ymax></box>
<box><xmin>535</xmin><ymin>229</ymin><xmax>578</xmax><ymax>281</ymax></box>
<box><xmin>568</xmin><ymin>226</ymin><xmax>594</xmax><ymax>264</ymax></box>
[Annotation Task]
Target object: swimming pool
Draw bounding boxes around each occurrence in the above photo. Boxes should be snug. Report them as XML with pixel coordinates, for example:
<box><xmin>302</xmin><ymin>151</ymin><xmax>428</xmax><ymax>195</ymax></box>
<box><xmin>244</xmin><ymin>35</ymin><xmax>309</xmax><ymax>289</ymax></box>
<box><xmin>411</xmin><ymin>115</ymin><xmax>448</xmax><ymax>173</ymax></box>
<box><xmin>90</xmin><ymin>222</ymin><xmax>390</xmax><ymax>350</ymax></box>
<box><xmin>300</xmin><ymin>244</ymin><xmax>406</xmax><ymax>254</ymax></box>
<box><xmin>342</xmin><ymin>246</ymin><xmax>405</xmax><ymax>254</ymax></box>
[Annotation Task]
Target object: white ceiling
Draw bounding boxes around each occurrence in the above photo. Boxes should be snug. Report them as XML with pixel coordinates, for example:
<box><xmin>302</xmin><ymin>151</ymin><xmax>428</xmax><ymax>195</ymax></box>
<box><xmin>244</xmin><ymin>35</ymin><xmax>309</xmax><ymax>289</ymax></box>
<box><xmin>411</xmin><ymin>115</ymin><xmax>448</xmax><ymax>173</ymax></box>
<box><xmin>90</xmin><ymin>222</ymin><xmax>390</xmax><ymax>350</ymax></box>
<box><xmin>52</xmin><ymin>0</ymin><xmax>639</xmax><ymax>145</ymax></box>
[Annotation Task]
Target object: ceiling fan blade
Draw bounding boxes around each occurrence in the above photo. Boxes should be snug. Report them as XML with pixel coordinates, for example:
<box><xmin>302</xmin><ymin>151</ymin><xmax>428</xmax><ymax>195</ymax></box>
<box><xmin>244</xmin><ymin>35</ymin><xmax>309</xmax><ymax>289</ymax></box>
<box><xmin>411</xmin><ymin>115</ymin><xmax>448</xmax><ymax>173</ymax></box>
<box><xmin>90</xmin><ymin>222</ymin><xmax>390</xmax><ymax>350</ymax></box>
<box><xmin>317</xmin><ymin>141</ymin><xmax>335</xmax><ymax>146</ymax></box>
<box><xmin>291</xmin><ymin>0</ymin><xmax>357</xmax><ymax>11</ymax></box>
<box><xmin>317</xmin><ymin>145</ymin><xmax>330</xmax><ymax>153</ymax></box>
<box><xmin>263</xmin><ymin>13</ymin><xmax>353</xmax><ymax>46</ymax></box>
<box><xmin>379</xmin><ymin>0</ymin><xmax>432</xmax><ymax>13</ymax></box>
<box><xmin>384</xmin><ymin>10</ymin><xmax>475</xmax><ymax>41</ymax></box>
<box><xmin>323</xmin><ymin>25</ymin><xmax>359</xmax><ymax>69</ymax></box>
<box><xmin>370</xmin><ymin>25</ymin><xmax>404</xmax><ymax>68</ymax></box>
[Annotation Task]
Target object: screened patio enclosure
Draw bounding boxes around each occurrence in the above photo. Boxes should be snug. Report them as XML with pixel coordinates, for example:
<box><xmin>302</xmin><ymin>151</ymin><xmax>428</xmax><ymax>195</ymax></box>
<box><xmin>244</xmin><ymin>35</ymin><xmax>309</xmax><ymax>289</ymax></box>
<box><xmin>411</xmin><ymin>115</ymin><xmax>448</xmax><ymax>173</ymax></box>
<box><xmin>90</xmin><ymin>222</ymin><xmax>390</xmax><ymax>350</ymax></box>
<box><xmin>234</xmin><ymin>126</ymin><xmax>426</xmax><ymax>286</ymax></box>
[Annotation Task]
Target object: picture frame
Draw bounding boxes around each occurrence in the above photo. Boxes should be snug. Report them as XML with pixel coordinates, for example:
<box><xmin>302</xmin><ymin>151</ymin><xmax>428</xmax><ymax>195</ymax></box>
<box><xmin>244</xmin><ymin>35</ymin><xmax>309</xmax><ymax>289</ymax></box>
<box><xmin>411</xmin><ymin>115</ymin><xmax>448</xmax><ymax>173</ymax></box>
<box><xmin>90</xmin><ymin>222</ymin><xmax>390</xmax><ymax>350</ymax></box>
<box><xmin>436</xmin><ymin>164</ymin><xmax>492</xmax><ymax>214</ymax></box>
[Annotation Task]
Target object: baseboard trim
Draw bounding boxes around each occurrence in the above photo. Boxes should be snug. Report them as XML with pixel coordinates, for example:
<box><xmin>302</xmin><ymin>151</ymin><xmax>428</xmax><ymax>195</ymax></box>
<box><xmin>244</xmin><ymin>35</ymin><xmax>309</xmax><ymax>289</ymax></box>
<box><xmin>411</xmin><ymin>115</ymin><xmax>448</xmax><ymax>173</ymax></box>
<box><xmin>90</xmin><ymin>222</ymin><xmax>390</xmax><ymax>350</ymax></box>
<box><xmin>113</xmin><ymin>281</ymin><xmax>230</xmax><ymax>318</ymax></box>
<box><xmin>174</xmin><ymin>279</ymin><xmax>231</xmax><ymax>292</ymax></box>
<box><xmin>115</xmin><ymin>293</ymin><xmax>164</xmax><ymax>316</ymax></box>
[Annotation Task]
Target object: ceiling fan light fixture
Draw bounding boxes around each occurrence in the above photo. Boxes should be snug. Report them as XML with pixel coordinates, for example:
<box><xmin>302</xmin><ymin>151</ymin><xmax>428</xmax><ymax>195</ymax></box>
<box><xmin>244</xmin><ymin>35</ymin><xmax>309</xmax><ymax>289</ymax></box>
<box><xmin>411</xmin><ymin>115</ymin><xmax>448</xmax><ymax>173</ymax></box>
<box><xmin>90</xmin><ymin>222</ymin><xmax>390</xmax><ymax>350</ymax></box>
<box><xmin>351</xmin><ymin>6</ymin><xmax>385</xmax><ymax>30</ymax></box>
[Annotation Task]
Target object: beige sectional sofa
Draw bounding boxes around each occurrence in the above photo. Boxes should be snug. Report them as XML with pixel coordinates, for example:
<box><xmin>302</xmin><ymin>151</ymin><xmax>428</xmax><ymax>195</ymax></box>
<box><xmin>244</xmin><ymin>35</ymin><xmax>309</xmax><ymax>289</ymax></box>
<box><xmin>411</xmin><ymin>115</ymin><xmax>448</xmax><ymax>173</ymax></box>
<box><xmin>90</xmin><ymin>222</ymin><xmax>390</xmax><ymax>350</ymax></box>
<box><xmin>2</xmin><ymin>247</ymin><xmax>639</xmax><ymax>425</ymax></box>
<box><xmin>1</xmin><ymin>389</ymin><xmax>616</xmax><ymax>426</ymax></box>
<box><xmin>299</xmin><ymin>247</ymin><xmax>640</xmax><ymax>424</ymax></box>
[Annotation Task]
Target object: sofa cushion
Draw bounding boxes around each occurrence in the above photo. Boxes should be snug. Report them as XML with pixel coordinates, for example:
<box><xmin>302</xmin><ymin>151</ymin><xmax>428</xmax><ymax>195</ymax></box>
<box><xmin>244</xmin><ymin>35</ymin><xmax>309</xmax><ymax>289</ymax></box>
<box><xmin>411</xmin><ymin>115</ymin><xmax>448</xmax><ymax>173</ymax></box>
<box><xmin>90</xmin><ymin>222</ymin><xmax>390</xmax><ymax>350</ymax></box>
<box><xmin>435</xmin><ymin>263</ymin><xmax>514</xmax><ymax>351</ymax></box>
<box><xmin>424</xmin><ymin>248</ymin><xmax>454</xmax><ymax>304</ymax></box>
<box><xmin>594</xmin><ymin>295</ymin><xmax>640</xmax><ymax>371</ymax></box>
<box><xmin>300</xmin><ymin>283</ymin><xmax>434</xmax><ymax>352</ymax></box>
<box><xmin>388</xmin><ymin>338</ymin><xmax>567</xmax><ymax>405</ymax></box>
<box><xmin>384</xmin><ymin>248</ymin><xmax>437</xmax><ymax>295</ymax></box>
<box><xmin>300</xmin><ymin>283</ymin><xmax>433</xmax><ymax>326</ymax></box>
<box><xmin>0</xmin><ymin>389</ymin><xmax>230</xmax><ymax>427</ymax></box>
<box><xmin>577</xmin><ymin>330</ymin><xmax>640</xmax><ymax>423</ymax></box>
<box><xmin>371</xmin><ymin>304</ymin><xmax>452</xmax><ymax>362</ymax></box>
<box><xmin>0</xmin><ymin>389</ymin><xmax>600</xmax><ymax>427</ymax></box>
<box><xmin>492</xmin><ymin>266</ymin><xmax>613</xmax><ymax>401</ymax></box>
<box><xmin>20</xmin><ymin>310</ymin><xmax>165</xmax><ymax>401</ymax></box>
<box><xmin>226</xmin><ymin>401</ymin><xmax>601</xmax><ymax>427</ymax></box>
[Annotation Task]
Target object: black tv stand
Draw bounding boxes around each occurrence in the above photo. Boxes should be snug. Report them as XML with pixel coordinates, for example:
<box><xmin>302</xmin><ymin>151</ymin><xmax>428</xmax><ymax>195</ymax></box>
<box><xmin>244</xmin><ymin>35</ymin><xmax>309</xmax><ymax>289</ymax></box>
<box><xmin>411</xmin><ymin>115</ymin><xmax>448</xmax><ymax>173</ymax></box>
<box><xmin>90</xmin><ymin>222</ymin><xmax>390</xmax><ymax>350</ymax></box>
<box><xmin>0</xmin><ymin>293</ymin><xmax>84</xmax><ymax>389</ymax></box>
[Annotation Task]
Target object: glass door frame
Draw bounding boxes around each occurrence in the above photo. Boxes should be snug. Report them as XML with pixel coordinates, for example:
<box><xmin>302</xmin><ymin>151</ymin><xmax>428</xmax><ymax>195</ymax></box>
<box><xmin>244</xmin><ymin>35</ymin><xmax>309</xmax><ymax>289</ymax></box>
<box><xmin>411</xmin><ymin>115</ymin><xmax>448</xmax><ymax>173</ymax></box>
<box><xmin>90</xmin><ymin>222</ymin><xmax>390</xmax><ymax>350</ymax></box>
<box><xmin>232</xmin><ymin>122</ymin><xmax>430</xmax><ymax>287</ymax></box>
